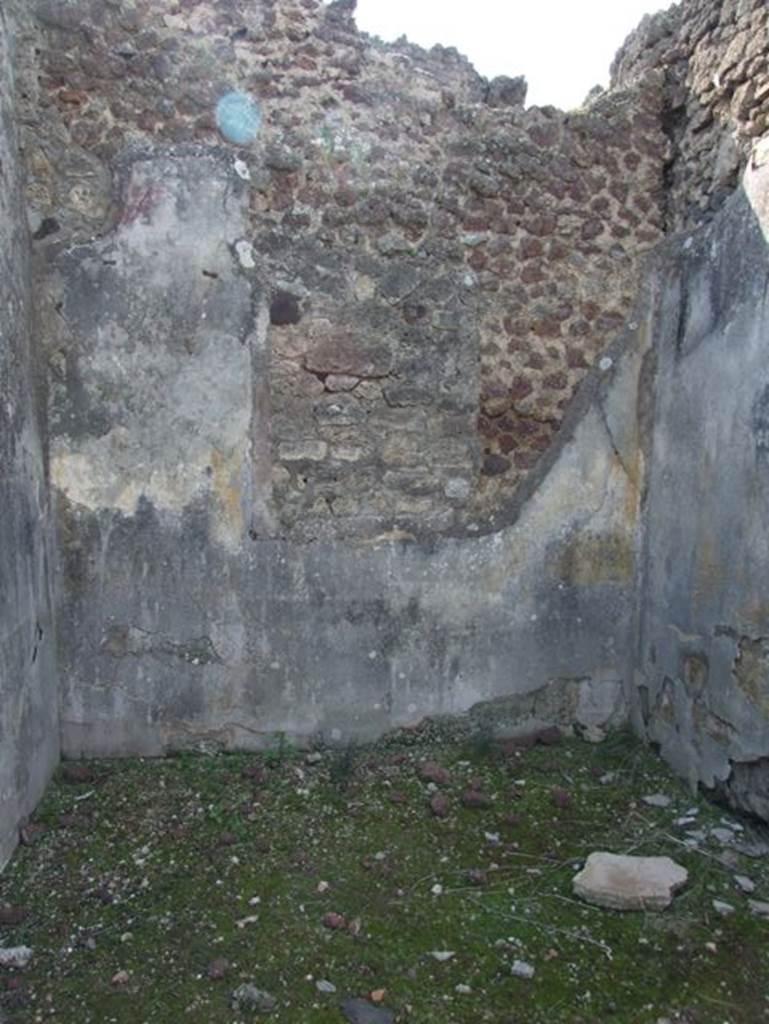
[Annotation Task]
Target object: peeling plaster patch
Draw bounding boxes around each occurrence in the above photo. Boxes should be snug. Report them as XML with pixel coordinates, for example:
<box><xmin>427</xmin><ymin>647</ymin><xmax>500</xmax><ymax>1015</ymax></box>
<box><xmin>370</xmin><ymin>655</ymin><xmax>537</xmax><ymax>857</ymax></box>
<box><xmin>49</xmin><ymin>155</ymin><xmax>267</xmax><ymax>551</ymax></box>
<box><xmin>733</xmin><ymin>635</ymin><xmax>769</xmax><ymax>717</ymax></box>
<box><xmin>235</xmin><ymin>239</ymin><xmax>255</xmax><ymax>269</ymax></box>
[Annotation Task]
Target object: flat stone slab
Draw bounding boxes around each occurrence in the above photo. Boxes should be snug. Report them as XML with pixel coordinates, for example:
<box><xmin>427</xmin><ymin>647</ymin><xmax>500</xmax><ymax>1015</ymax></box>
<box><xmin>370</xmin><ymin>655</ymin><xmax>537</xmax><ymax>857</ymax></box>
<box><xmin>340</xmin><ymin>998</ymin><xmax>395</xmax><ymax>1023</ymax></box>
<box><xmin>573</xmin><ymin>852</ymin><xmax>688</xmax><ymax>910</ymax></box>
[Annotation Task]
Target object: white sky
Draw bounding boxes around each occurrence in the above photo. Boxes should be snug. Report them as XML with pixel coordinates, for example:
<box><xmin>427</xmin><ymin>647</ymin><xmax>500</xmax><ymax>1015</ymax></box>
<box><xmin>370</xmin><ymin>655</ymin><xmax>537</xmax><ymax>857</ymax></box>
<box><xmin>354</xmin><ymin>0</ymin><xmax>664</xmax><ymax>109</ymax></box>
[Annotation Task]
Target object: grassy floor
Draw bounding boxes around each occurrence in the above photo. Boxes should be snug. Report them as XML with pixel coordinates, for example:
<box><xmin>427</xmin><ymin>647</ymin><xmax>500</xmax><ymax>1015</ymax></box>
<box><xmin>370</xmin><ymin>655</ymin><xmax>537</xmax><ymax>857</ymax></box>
<box><xmin>1</xmin><ymin>729</ymin><xmax>768</xmax><ymax>1023</ymax></box>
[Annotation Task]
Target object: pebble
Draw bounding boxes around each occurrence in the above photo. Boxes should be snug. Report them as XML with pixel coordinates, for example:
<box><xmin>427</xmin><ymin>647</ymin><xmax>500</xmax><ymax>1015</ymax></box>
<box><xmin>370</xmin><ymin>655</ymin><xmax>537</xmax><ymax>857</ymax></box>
<box><xmin>551</xmin><ymin>787</ymin><xmax>571</xmax><ymax>810</ymax></box>
<box><xmin>642</xmin><ymin>794</ymin><xmax>672</xmax><ymax>808</ymax></box>
<box><xmin>316</xmin><ymin>979</ymin><xmax>336</xmax><ymax>993</ymax></box>
<box><xmin>455</xmin><ymin>983</ymin><xmax>472</xmax><ymax>994</ymax></box>
<box><xmin>511</xmin><ymin>960</ymin><xmax>536</xmax><ymax>979</ymax></box>
<box><xmin>231</xmin><ymin>983</ymin><xmax>278</xmax><ymax>1013</ymax></box>
<box><xmin>748</xmin><ymin>899</ymin><xmax>769</xmax><ymax>918</ymax></box>
<box><xmin>712</xmin><ymin>899</ymin><xmax>735</xmax><ymax>916</ymax></box>
<box><xmin>429</xmin><ymin>793</ymin><xmax>449</xmax><ymax>818</ymax></box>
<box><xmin>419</xmin><ymin>761</ymin><xmax>451</xmax><ymax>786</ymax></box>
<box><xmin>710</xmin><ymin>827</ymin><xmax>736</xmax><ymax>844</ymax></box>
<box><xmin>430</xmin><ymin>950</ymin><xmax>455</xmax><ymax>962</ymax></box>
<box><xmin>735</xmin><ymin>874</ymin><xmax>755</xmax><ymax>893</ymax></box>
<box><xmin>461</xmin><ymin>789</ymin><xmax>492</xmax><ymax>810</ymax></box>
<box><xmin>110</xmin><ymin>969</ymin><xmax>130</xmax><ymax>986</ymax></box>
<box><xmin>0</xmin><ymin>947</ymin><xmax>33</xmax><ymax>969</ymax></box>
<box><xmin>207</xmin><ymin>957</ymin><xmax>229</xmax><ymax>980</ymax></box>
<box><xmin>322</xmin><ymin>912</ymin><xmax>347</xmax><ymax>930</ymax></box>
<box><xmin>430</xmin><ymin>884</ymin><xmax>444</xmax><ymax>896</ymax></box>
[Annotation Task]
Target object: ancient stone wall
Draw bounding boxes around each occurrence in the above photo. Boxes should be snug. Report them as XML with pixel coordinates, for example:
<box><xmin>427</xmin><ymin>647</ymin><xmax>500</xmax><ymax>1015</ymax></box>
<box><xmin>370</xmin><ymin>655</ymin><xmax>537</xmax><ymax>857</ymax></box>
<box><xmin>633</xmin><ymin>145</ymin><xmax>769</xmax><ymax>818</ymax></box>
<box><xmin>0</xmin><ymin>5</ymin><xmax>59</xmax><ymax>869</ymax></box>
<box><xmin>1</xmin><ymin>0</ymin><xmax>769</xmax><ymax>841</ymax></box>
<box><xmin>20</xmin><ymin>0</ymin><xmax>668</xmax><ymax>530</ymax></box>
<box><xmin>612</xmin><ymin>0</ymin><xmax>769</xmax><ymax>230</ymax></box>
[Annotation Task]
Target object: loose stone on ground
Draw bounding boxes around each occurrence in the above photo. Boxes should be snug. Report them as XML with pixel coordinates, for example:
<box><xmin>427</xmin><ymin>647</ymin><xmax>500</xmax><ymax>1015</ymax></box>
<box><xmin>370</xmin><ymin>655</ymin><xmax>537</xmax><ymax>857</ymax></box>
<box><xmin>573</xmin><ymin>852</ymin><xmax>688</xmax><ymax>910</ymax></box>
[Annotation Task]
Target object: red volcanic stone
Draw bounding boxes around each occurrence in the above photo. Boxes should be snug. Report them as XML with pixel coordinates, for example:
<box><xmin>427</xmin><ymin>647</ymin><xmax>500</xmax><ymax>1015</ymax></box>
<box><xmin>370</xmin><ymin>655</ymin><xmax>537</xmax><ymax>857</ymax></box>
<box><xmin>510</xmin><ymin>376</ymin><xmax>533</xmax><ymax>401</ymax></box>
<box><xmin>462</xmin><ymin>789</ymin><xmax>493</xmax><ymax>809</ymax></box>
<box><xmin>581</xmin><ymin>219</ymin><xmax>603</xmax><ymax>241</ymax></box>
<box><xmin>544</xmin><ymin>372</ymin><xmax>568</xmax><ymax>390</ymax></box>
<box><xmin>531</xmin><ymin>433</ymin><xmax>554</xmax><ymax>451</ymax></box>
<box><xmin>532</xmin><ymin>316</ymin><xmax>561</xmax><ymax>338</ymax></box>
<box><xmin>569</xmin><ymin>319</ymin><xmax>591</xmax><ymax>337</ymax></box>
<box><xmin>551</xmin><ymin>786</ymin><xmax>572</xmax><ymax>809</ymax></box>
<box><xmin>520</xmin><ymin>263</ymin><xmax>546</xmax><ymax>285</ymax></box>
<box><xmin>519</xmin><ymin>237</ymin><xmax>543</xmax><ymax>260</ymax></box>
<box><xmin>322</xmin><ymin>912</ymin><xmax>348</xmax><ymax>930</ymax></box>
<box><xmin>514</xmin><ymin>451</ymin><xmax>540</xmax><ymax>470</ymax></box>
<box><xmin>305</xmin><ymin>328</ymin><xmax>393</xmax><ymax>378</ymax></box>
<box><xmin>503</xmin><ymin>315</ymin><xmax>527</xmax><ymax>335</ymax></box>
<box><xmin>207</xmin><ymin>957</ymin><xmax>230</xmax><ymax>980</ymax></box>
<box><xmin>547</xmin><ymin>241</ymin><xmax>569</xmax><ymax>260</ymax></box>
<box><xmin>429</xmin><ymin>793</ymin><xmax>450</xmax><ymax>818</ymax></box>
<box><xmin>419</xmin><ymin>761</ymin><xmax>452</xmax><ymax>785</ymax></box>
<box><xmin>567</xmin><ymin>347</ymin><xmax>590</xmax><ymax>369</ymax></box>
<box><xmin>468</xmin><ymin>249</ymin><xmax>488</xmax><ymax>270</ymax></box>
<box><xmin>582</xmin><ymin>301</ymin><xmax>601</xmax><ymax>320</ymax></box>
<box><xmin>527</xmin><ymin>214</ymin><xmax>557</xmax><ymax>237</ymax></box>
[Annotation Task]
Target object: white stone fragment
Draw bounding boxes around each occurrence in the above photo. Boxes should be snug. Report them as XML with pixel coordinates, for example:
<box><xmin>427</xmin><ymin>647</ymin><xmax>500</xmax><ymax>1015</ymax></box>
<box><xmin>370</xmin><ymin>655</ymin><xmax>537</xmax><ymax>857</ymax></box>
<box><xmin>573</xmin><ymin>852</ymin><xmax>688</xmax><ymax>911</ymax></box>
<box><xmin>316</xmin><ymin>979</ymin><xmax>336</xmax><ymax>993</ymax></box>
<box><xmin>712</xmin><ymin>899</ymin><xmax>735</xmax><ymax>917</ymax></box>
<box><xmin>511</xmin><ymin>960</ymin><xmax>535</xmax><ymax>979</ymax></box>
<box><xmin>233</xmin><ymin>159</ymin><xmax>251</xmax><ymax>180</ymax></box>
<box><xmin>235</xmin><ymin>239</ymin><xmax>255</xmax><ymax>269</ymax></box>
<box><xmin>642</xmin><ymin>794</ymin><xmax>672</xmax><ymax>808</ymax></box>
<box><xmin>710</xmin><ymin>827</ymin><xmax>736</xmax><ymax>844</ymax></box>
<box><xmin>0</xmin><ymin>947</ymin><xmax>33</xmax><ymax>968</ymax></box>
<box><xmin>430</xmin><ymin>950</ymin><xmax>455</xmax><ymax>962</ymax></box>
<box><xmin>748</xmin><ymin>899</ymin><xmax>769</xmax><ymax>918</ymax></box>
<box><xmin>734</xmin><ymin>874</ymin><xmax>755</xmax><ymax>894</ymax></box>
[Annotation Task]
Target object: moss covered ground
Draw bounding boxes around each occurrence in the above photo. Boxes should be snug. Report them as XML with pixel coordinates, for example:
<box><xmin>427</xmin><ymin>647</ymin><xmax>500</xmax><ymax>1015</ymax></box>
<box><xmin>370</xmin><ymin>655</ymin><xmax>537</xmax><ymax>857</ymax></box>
<box><xmin>1</xmin><ymin>730</ymin><xmax>768</xmax><ymax>1023</ymax></box>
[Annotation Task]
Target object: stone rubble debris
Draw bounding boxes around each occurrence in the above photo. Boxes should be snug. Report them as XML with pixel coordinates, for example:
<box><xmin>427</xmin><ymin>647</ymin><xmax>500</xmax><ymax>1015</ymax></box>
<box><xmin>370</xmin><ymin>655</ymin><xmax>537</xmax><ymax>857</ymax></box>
<box><xmin>511</xmin><ymin>960</ymin><xmax>536</xmax><ymax>979</ymax></box>
<box><xmin>230</xmin><ymin>983</ymin><xmax>278</xmax><ymax>1013</ymax></box>
<box><xmin>573</xmin><ymin>852</ymin><xmax>688</xmax><ymax>911</ymax></box>
<box><xmin>0</xmin><ymin>947</ymin><xmax>33</xmax><ymax>969</ymax></box>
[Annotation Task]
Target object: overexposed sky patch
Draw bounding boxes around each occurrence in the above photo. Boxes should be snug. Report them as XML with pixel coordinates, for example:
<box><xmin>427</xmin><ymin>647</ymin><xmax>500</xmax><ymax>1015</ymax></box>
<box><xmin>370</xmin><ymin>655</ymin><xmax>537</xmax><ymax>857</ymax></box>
<box><xmin>354</xmin><ymin>0</ymin><xmax>664</xmax><ymax>109</ymax></box>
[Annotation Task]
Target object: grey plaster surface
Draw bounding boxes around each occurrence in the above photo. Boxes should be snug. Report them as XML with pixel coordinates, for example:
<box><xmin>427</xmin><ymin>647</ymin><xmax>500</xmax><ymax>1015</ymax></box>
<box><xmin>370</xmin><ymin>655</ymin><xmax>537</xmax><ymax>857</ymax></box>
<box><xmin>634</xmin><ymin>149</ymin><xmax>769</xmax><ymax>815</ymax></box>
<box><xmin>48</xmin><ymin>148</ymin><xmax>648</xmax><ymax>754</ymax></box>
<box><xmin>0</xmin><ymin>7</ymin><xmax>58</xmax><ymax>869</ymax></box>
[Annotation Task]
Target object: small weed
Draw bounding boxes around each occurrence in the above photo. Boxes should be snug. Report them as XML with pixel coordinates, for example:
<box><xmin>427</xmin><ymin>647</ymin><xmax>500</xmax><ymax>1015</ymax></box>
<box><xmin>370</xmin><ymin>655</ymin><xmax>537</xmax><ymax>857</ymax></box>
<box><xmin>327</xmin><ymin>741</ymin><xmax>359</xmax><ymax>792</ymax></box>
